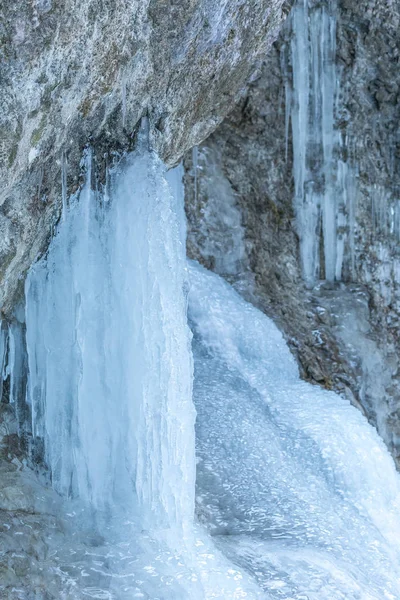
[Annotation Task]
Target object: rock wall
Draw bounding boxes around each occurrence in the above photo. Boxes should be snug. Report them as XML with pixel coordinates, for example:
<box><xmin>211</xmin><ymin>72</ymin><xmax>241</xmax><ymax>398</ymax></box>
<box><xmin>185</xmin><ymin>0</ymin><xmax>400</xmax><ymax>462</ymax></box>
<box><xmin>0</xmin><ymin>0</ymin><xmax>288</xmax><ymax>317</ymax></box>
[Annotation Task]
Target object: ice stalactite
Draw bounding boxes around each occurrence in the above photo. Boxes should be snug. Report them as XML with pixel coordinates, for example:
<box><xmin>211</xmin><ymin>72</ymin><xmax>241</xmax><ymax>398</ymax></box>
<box><xmin>25</xmin><ymin>143</ymin><xmax>196</xmax><ymax>526</ymax></box>
<box><xmin>192</xmin><ymin>144</ymin><xmax>199</xmax><ymax>206</ymax></box>
<box><xmin>8</xmin><ymin>319</ymin><xmax>29</xmax><ymax>436</ymax></box>
<box><xmin>0</xmin><ymin>317</ymin><xmax>29</xmax><ymax>436</ymax></box>
<box><xmin>287</xmin><ymin>0</ymin><xmax>356</xmax><ymax>285</ymax></box>
<box><xmin>0</xmin><ymin>322</ymin><xmax>7</xmax><ymax>403</ymax></box>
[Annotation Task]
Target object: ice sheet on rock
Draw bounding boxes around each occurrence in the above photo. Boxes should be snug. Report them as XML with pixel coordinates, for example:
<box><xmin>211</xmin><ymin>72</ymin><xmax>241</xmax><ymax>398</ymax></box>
<box><xmin>288</xmin><ymin>0</ymin><xmax>357</xmax><ymax>285</ymax></box>
<box><xmin>187</xmin><ymin>144</ymin><xmax>247</xmax><ymax>278</ymax></box>
<box><xmin>189</xmin><ymin>260</ymin><xmax>400</xmax><ymax>599</ymax></box>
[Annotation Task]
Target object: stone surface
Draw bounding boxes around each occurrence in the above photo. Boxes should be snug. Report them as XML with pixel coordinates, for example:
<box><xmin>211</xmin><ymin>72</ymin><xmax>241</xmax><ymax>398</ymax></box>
<box><xmin>0</xmin><ymin>0</ymin><xmax>288</xmax><ymax>316</ymax></box>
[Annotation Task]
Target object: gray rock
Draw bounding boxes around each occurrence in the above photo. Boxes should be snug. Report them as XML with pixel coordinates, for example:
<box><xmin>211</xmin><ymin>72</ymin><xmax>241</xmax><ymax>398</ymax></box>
<box><xmin>0</xmin><ymin>0</ymin><xmax>288</xmax><ymax>316</ymax></box>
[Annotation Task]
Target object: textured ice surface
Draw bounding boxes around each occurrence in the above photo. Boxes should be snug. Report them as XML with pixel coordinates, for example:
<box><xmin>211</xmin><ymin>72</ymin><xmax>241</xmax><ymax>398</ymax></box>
<box><xmin>20</xmin><ymin>143</ymin><xmax>400</xmax><ymax>599</ymax></box>
<box><xmin>189</xmin><ymin>260</ymin><xmax>400</xmax><ymax>599</ymax></box>
<box><xmin>25</xmin><ymin>147</ymin><xmax>195</xmax><ymax>524</ymax></box>
<box><xmin>23</xmin><ymin>146</ymin><xmax>264</xmax><ymax>599</ymax></box>
<box><xmin>187</xmin><ymin>145</ymin><xmax>247</xmax><ymax>278</ymax></box>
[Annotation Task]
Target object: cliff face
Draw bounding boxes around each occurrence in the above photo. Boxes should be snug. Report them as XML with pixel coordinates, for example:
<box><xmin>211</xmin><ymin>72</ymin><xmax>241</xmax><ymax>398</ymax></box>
<box><xmin>184</xmin><ymin>0</ymin><xmax>400</xmax><ymax>463</ymax></box>
<box><xmin>0</xmin><ymin>0</ymin><xmax>288</xmax><ymax>316</ymax></box>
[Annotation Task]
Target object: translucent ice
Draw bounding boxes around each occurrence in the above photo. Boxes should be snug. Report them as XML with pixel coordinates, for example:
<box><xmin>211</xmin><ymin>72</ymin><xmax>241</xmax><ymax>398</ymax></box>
<box><xmin>26</xmin><ymin>147</ymin><xmax>196</xmax><ymax>525</ymax></box>
<box><xmin>288</xmin><ymin>0</ymin><xmax>357</xmax><ymax>284</ymax></box>
<box><xmin>22</xmin><ymin>140</ymin><xmax>400</xmax><ymax>599</ymax></box>
<box><xmin>24</xmin><ymin>146</ymin><xmax>263</xmax><ymax>599</ymax></box>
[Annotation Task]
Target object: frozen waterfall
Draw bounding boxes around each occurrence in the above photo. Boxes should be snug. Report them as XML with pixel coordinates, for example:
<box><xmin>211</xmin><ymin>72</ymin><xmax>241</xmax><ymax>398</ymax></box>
<box><xmin>25</xmin><ymin>145</ymin><xmax>196</xmax><ymax>526</ymax></box>
<box><xmin>18</xmin><ymin>143</ymin><xmax>400</xmax><ymax>599</ymax></box>
<box><xmin>23</xmin><ymin>144</ymin><xmax>263</xmax><ymax>599</ymax></box>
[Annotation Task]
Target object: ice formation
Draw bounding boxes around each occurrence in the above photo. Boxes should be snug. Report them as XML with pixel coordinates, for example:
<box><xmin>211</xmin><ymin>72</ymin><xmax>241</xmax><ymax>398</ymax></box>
<box><xmin>25</xmin><ymin>144</ymin><xmax>196</xmax><ymax>524</ymax></box>
<box><xmin>17</xmin><ymin>141</ymin><xmax>400</xmax><ymax>598</ymax></box>
<box><xmin>189</xmin><ymin>145</ymin><xmax>247</xmax><ymax>277</ymax></box>
<box><xmin>286</xmin><ymin>0</ymin><xmax>356</xmax><ymax>285</ymax></box>
<box><xmin>189</xmin><ymin>260</ymin><xmax>400</xmax><ymax>599</ymax></box>
<box><xmin>23</xmin><ymin>144</ymin><xmax>262</xmax><ymax>599</ymax></box>
<box><xmin>0</xmin><ymin>316</ymin><xmax>29</xmax><ymax>437</ymax></box>
<box><xmin>0</xmin><ymin>322</ymin><xmax>7</xmax><ymax>403</ymax></box>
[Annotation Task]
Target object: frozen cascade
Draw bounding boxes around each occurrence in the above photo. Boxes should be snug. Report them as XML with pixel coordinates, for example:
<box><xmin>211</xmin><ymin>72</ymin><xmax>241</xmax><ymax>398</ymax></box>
<box><xmin>189</xmin><ymin>260</ymin><xmax>400</xmax><ymax>599</ymax></box>
<box><xmin>19</xmin><ymin>141</ymin><xmax>400</xmax><ymax>598</ymax></box>
<box><xmin>287</xmin><ymin>0</ymin><xmax>356</xmax><ymax>284</ymax></box>
<box><xmin>25</xmin><ymin>147</ymin><xmax>196</xmax><ymax>523</ymax></box>
<box><xmin>23</xmin><ymin>144</ymin><xmax>263</xmax><ymax>599</ymax></box>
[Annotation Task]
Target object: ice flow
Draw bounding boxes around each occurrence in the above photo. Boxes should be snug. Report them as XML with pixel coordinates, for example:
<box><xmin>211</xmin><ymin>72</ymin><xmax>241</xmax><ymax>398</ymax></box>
<box><xmin>23</xmin><ymin>147</ymin><xmax>262</xmax><ymax>600</ymax></box>
<box><xmin>21</xmin><ymin>144</ymin><xmax>400</xmax><ymax>599</ymax></box>
<box><xmin>189</xmin><ymin>259</ymin><xmax>400</xmax><ymax>599</ymax></box>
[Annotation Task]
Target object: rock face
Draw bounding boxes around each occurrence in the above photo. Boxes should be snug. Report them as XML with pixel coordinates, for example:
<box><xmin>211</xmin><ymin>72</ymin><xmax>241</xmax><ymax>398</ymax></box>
<box><xmin>1</xmin><ymin>0</ymin><xmax>400</xmax><ymax>462</ymax></box>
<box><xmin>184</xmin><ymin>0</ymin><xmax>400</xmax><ymax>463</ymax></box>
<box><xmin>0</xmin><ymin>0</ymin><xmax>288</xmax><ymax>316</ymax></box>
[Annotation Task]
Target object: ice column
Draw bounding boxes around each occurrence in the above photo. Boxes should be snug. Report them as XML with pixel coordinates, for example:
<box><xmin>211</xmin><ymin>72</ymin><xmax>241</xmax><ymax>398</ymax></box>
<box><xmin>0</xmin><ymin>322</ymin><xmax>7</xmax><ymax>402</ymax></box>
<box><xmin>290</xmin><ymin>0</ymin><xmax>319</xmax><ymax>286</ymax></box>
<box><xmin>25</xmin><ymin>146</ymin><xmax>196</xmax><ymax>528</ymax></box>
<box><xmin>288</xmin><ymin>0</ymin><xmax>354</xmax><ymax>284</ymax></box>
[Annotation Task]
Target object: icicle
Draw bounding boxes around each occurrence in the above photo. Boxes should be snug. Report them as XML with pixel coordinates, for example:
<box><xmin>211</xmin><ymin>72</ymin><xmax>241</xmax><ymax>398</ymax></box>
<box><xmin>320</xmin><ymin>2</ymin><xmax>337</xmax><ymax>281</ymax></box>
<box><xmin>288</xmin><ymin>0</ymin><xmax>345</xmax><ymax>284</ymax></box>
<box><xmin>25</xmin><ymin>146</ymin><xmax>196</xmax><ymax>527</ymax></box>
<box><xmin>8</xmin><ymin>318</ymin><xmax>29</xmax><ymax>436</ymax></box>
<box><xmin>192</xmin><ymin>145</ymin><xmax>198</xmax><ymax>206</ymax></box>
<box><xmin>122</xmin><ymin>78</ymin><xmax>127</xmax><ymax>128</ymax></box>
<box><xmin>61</xmin><ymin>151</ymin><xmax>68</xmax><ymax>218</ymax></box>
<box><xmin>290</xmin><ymin>0</ymin><xmax>322</xmax><ymax>286</ymax></box>
<box><xmin>347</xmin><ymin>151</ymin><xmax>357</xmax><ymax>279</ymax></box>
<box><xmin>280</xmin><ymin>41</ymin><xmax>291</xmax><ymax>162</ymax></box>
<box><xmin>0</xmin><ymin>322</ymin><xmax>7</xmax><ymax>402</ymax></box>
<box><xmin>335</xmin><ymin>160</ymin><xmax>347</xmax><ymax>280</ymax></box>
<box><xmin>25</xmin><ymin>264</ymin><xmax>47</xmax><ymax>441</ymax></box>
